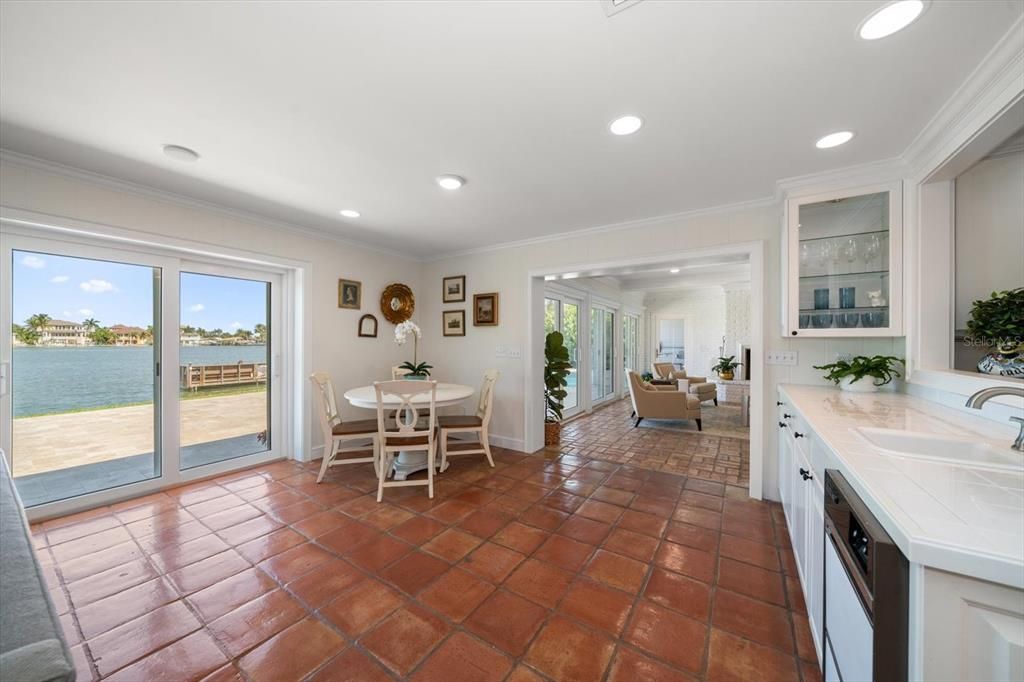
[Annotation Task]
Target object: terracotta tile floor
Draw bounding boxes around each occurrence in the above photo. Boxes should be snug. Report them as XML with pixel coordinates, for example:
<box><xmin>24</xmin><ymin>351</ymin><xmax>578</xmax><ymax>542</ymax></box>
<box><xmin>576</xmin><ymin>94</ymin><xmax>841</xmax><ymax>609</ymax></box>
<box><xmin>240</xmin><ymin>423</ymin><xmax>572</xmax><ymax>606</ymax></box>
<box><xmin>559</xmin><ymin>398</ymin><xmax>751</xmax><ymax>486</ymax></box>
<box><xmin>32</xmin><ymin>446</ymin><xmax>818</xmax><ymax>681</ymax></box>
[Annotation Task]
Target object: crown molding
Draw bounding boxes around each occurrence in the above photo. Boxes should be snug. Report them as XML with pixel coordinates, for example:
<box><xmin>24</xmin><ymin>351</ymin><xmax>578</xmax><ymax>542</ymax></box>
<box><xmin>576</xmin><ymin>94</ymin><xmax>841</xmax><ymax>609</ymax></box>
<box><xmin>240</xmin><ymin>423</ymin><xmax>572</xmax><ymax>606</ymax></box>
<box><xmin>900</xmin><ymin>14</ymin><xmax>1024</xmax><ymax>180</ymax></box>
<box><xmin>423</xmin><ymin>195</ymin><xmax>777</xmax><ymax>262</ymax></box>
<box><xmin>774</xmin><ymin>156</ymin><xmax>906</xmax><ymax>200</ymax></box>
<box><xmin>0</xmin><ymin>149</ymin><xmax>420</xmax><ymax>262</ymax></box>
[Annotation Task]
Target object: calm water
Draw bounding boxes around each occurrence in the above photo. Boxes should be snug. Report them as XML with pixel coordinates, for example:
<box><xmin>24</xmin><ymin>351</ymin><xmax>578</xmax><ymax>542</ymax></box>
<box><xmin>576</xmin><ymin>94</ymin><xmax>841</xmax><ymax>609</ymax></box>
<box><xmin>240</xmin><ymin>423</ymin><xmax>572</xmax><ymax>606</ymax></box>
<box><xmin>12</xmin><ymin>346</ymin><xmax>268</xmax><ymax>417</ymax></box>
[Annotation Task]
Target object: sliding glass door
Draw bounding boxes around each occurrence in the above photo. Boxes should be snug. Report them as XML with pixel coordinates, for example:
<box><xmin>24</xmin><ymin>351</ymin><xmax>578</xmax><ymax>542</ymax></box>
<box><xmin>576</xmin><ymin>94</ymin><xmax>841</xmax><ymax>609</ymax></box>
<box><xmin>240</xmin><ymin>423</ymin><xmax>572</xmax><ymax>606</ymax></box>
<box><xmin>590</xmin><ymin>306</ymin><xmax>615</xmax><ymax>403</ymax></box>
<box><xmin>7</xmin><ymin>247</ymin><xmax>162</xmax><ymax>507</ymax></box>
<box><xmin>1</xmin><ymin>233</ymin><xmax>283</xmax><ymax>511</ymax></box>
<box><xmin>179</xmin><ymin>266</ymin><xmax>277</xmax><ymax>470</ymax></box>
<box><xmin>544</xmin><ymin>295</ymin><xmax>580</xmax><ymax>416</ymax></box>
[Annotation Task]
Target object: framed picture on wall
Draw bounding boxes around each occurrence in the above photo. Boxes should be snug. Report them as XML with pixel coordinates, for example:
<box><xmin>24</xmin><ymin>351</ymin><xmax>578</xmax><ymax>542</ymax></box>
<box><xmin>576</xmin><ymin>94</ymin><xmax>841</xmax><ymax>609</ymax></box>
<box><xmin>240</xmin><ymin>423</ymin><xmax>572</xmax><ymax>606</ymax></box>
<box><xmin>338</xmin><ymin>278</ymin><xmax>361</xmax><ymax>309</ymax></box>
<box><xmin>358</xmin><ymin>314</ymin><xmax>378</xmax><ymax>337</ymax></box>
<box><xmin>442</xmin><ymin>310</ymin><xmax>465</xmax><ymax>336</ymax></box>
<box><xmin>442</xmin><ymin>275</ymin><xmax>466</xmax><ymax>303</ymax></box>
<box><xmin>473</xmin><ymin>293</ymin><xmax>499</xmax><ymax>326</ymax></box>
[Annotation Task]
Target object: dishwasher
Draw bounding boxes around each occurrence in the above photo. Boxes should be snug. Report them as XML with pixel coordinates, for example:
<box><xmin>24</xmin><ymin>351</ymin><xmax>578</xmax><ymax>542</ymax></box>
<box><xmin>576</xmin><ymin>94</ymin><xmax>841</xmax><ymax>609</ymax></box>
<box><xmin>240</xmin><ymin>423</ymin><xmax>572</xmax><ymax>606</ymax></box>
<box><xmin>823</xmin><ymin>470</ymin><xmax>909</xmax><ymax>682</ymax></box>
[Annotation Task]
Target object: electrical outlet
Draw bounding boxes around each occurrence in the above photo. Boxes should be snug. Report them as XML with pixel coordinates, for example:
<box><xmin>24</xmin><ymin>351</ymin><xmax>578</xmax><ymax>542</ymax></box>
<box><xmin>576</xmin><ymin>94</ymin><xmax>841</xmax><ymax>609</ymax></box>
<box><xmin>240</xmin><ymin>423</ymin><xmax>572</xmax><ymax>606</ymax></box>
<box><xmin>766</xmin><ymin>350</ymin><xmax>799</xmax><ymax>366</ymax></box>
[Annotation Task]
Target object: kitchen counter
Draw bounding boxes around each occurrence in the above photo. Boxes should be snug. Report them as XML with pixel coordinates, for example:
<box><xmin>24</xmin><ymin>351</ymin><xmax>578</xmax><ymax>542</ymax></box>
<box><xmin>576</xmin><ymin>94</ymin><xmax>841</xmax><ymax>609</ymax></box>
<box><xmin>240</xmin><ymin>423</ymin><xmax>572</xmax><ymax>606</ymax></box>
<box><xmin>779</xmin><ymin>384</ymin><xmax>1024</xmax><ymax>588</ymax></box>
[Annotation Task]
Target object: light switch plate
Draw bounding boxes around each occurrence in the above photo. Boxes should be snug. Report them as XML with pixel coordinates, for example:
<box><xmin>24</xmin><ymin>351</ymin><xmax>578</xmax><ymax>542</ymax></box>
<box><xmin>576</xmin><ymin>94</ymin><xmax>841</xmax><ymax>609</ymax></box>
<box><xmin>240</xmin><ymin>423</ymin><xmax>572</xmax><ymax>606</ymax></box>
<box><xmin>766</xmin><ymin>350</ymin><xmax>799</xmax><ymax>366</ymax></box>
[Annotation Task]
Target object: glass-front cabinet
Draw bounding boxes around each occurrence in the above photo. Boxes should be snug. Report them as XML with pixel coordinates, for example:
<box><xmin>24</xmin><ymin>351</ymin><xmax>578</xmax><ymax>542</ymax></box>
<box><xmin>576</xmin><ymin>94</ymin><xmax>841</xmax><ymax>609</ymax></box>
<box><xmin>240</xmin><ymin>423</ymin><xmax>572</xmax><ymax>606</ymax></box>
<box><xmin>784</xmin><ymin>182</ymin><xmax>903</xmax><ymax>337</ymax></box>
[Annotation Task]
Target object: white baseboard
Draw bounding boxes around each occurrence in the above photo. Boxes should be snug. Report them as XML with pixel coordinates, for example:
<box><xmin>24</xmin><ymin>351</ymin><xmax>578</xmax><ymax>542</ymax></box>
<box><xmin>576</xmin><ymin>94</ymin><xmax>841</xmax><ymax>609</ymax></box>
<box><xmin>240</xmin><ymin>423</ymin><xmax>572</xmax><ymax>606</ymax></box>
<box><xmin>448</xmin><ymin>432</ymin><xmax>527</xmax><ymax>453</ymax></box>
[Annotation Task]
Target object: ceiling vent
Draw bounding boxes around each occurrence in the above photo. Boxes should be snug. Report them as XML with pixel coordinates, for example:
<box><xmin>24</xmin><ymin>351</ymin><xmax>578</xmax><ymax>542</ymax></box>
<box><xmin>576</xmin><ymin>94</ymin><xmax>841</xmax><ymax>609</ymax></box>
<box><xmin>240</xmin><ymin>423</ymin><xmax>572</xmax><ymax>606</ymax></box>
<box><xmin>600</xmin><ymin>0</ymin><xmax>645</xmax><ymax>17</ymax></box>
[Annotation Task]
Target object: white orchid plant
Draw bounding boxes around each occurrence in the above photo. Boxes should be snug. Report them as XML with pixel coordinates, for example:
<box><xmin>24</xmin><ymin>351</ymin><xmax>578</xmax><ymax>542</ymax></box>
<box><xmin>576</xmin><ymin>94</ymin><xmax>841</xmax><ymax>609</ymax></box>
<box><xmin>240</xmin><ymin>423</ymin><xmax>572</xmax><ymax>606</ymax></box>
<box><xmin>394</xmin><ymin>320</ymin><xmax>432</xmax><ymax>376</ymax></box>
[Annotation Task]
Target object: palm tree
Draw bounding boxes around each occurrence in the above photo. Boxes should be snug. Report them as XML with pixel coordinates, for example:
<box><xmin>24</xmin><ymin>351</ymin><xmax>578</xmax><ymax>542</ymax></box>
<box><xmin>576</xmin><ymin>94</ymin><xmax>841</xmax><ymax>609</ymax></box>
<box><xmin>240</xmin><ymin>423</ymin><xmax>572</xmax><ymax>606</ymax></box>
<box><xmin>27</xmin><ymin>313</ymin><xmax>51</xmax><ymax>330</ymax></box>
<box><xmin>254</xmin><ymin>323</ymin><xmax>267</xmax><ymax>341</ymax></box>
<box><xmin>83</xmin><ymin>318</ymin><xmax>99</xmax><ymax>330</ymax></box>
<box><xmin>90</xmin><ymin>327</ymin><xmax>116</xmax><ymax>345</ymax></box>
<box><xmin>13</xmin><ymin>323</ymin><xmax>39</xmax><ymax>345</ymax></box>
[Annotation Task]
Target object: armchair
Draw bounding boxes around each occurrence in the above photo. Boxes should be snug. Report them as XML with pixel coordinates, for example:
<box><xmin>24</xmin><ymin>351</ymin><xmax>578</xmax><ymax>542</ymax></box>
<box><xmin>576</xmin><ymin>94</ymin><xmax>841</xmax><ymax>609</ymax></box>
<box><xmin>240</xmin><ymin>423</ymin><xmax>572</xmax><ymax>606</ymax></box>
<box><xmin>626</xmin><ymin>371</ymin><xmax>702</xmax><ymax>431</ymax></box>
<box><xmin>650</xmin><ymin>362</ymin><xmax>718</xmax><ymax>406</ymax></box>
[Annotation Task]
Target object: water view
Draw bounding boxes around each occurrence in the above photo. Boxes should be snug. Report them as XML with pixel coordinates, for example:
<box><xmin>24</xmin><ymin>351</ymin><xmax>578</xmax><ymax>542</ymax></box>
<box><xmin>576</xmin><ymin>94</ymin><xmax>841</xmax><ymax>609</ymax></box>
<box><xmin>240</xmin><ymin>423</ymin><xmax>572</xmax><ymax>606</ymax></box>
<box><xmin>12</xmin><ymin>345</ymin><xmax>268</xmax><ymax>417</ymax></box>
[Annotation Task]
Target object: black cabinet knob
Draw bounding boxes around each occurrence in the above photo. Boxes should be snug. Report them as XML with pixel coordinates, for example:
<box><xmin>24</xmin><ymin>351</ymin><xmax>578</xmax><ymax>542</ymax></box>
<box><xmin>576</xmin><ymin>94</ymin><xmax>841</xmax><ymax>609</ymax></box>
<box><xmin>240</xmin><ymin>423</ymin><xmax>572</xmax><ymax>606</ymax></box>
<box><xmin>776</xmin><ymin>401</ymin><xmax>784</xmax><ymax>406</ymax></box>
<box><xmin>799</xmin><ymin>468</ymin><xmax>812</xmax><ymax>481</ymax></box>
<box><xmin>778</xmin><ymin>422</ymin><xmax>787</xmax><ymax>428</ymax></box>
<box><xmin>794</xmin><ymin>432</ymin><xmax>805</xmax><ymax>438</ymax></box>
<box><xmin>783</xmin><ymin>413</ymin><xmax>793</xmax><ymax>419</ymax></box>
<box><xmin>791</xmin><ymin>331</ymin><xmax>798</xmax><ymax>336</ymax></box>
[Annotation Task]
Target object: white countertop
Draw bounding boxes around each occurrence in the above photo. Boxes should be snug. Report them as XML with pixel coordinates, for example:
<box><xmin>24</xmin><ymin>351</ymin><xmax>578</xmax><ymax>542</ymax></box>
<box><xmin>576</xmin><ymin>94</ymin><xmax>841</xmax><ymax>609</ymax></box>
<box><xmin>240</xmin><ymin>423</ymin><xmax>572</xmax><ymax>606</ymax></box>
<box><xmin>779</xmin><ymin>384</ymin><xmax>1024</xmax><ymax>589</ymax></box>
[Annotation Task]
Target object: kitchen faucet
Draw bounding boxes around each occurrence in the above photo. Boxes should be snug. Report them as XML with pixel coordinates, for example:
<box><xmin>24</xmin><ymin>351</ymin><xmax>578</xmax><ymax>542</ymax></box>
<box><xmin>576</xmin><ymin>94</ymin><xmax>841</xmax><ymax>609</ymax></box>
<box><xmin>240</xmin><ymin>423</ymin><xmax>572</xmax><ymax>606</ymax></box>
<box><xmin>965</xmin><ymin>386</ymin><xmax>1024</xmax><ymax>451</ymax></box>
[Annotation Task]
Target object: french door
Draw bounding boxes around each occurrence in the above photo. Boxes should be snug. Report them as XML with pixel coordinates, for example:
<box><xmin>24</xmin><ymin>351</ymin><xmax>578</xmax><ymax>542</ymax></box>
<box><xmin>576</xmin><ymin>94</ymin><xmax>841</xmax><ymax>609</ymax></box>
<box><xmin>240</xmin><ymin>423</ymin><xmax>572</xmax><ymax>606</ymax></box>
<box><xmin>1</xmin><ymin>232</ymin><xmax>282</xmax><ymax>513</ymax></box>
<box><xmin>590</xmin><ymin>305</ymin><xmax>616</xmax><ymax>404</ymax></box>
<box><xmin>544</xmin><ymin>294</ymin><xmax>581</xmax><ymax>417</ymax></box>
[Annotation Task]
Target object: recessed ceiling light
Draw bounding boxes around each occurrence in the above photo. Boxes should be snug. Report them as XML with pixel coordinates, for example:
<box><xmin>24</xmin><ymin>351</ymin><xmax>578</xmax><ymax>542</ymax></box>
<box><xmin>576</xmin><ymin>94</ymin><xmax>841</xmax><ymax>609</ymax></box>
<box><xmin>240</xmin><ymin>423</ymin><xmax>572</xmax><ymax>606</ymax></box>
<box><xmin>858</xmin><ymin>0</ymin><xmax>926</xmax><ymax>40</ymax></box>
<box><xmin>609</xmin><ymin>115</ymin><xmax>643</xmax><ymax>136</ymax></box>
<box><xmin>815</xmin><ymin>131</ymin><xmax>855</xmax><ymax>149</ymax></box>
<box><xmin>436</xmin><ymin>174</ymin><xmax>466</xmax><ymax>190</ymax></box>
<box><xmin>669</xmin><ymin>268</ymin><xmax>680</xmax><ymax>274</ymax></box>
<box><xmin>162</xmin><ymin>144</ymin><xmax>200</xmax><ymax>162</ymax></box>
<box><xmin>561</xmin><ymin>272</ymin><xmax>580</xmax><ymax>280</ymax></box>
<box><xmin>339</xmin><ymin>209</ymin><xmax>360</xmax><ymax>218</ymax></box>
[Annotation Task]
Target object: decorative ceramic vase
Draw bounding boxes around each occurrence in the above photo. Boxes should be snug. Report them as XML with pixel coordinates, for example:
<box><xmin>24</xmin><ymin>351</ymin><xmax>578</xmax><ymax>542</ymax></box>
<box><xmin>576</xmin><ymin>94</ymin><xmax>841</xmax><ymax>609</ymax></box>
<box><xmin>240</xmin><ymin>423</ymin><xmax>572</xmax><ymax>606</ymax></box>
<box><xmin>720</xmin><ymin>370</ymin><xmax>734</xmax><ymax>381</ymax></box>
<box><xmin>544</xmin><ymin>421</ymin><xmax>561</xmax><ymax>446</ymax></box>
<box><xmin>977</xmin><ymin>342</ymin><xmax>1024</xmax><ymax>378</ymax></box>
<box><xmin>839</xmin><ymin>376</ymin><xmax>879</xmax><ymax>393</ymax></box>
<box><xmin>405</xmin><ymin>374</ymin><xmax>427</xmax><ymax>380</ymax></box>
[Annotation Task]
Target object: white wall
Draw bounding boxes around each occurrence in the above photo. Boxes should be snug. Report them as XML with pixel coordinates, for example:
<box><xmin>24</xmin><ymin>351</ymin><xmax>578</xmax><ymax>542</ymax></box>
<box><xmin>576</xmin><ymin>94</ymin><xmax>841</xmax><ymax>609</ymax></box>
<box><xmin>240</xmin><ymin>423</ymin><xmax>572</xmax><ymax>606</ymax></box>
<box><xmin>0</xmin><ymin>159</ymin><xmax>424</xmax><ymax>459</ymax></box>
<box><xmin>954</xmin><ymin>150</ymin><xmax>1024</xmax><ymax>330</ymax></box>
<box><xmin>725</xmin><ymin>286</ymin><xmax>752</xmax><ymax>361</ymax></box>
<box><xmin>644</xmin><ymin>287</ymin><xmax>726</xmax><ymax>379</ymax></box>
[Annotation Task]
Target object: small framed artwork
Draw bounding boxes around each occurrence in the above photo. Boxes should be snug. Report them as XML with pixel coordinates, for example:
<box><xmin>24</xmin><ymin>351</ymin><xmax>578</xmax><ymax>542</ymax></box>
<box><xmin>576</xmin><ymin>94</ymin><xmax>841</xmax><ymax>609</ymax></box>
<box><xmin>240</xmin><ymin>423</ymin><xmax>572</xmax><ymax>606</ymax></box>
<box><xmin>338</xmin><ymin>278</ymin><xmax>361</xmax><ymax>309</ymax></box>
<box><xmin>473</xmin><ymin>293</ymin><xmax>499</xmax><ymax>326</ymax></box>
<box><xmin>358</xmin><ymin>314</ymin><xmax>378</xmax><ymax>338</ymax></box>
<box><xmin>442</xmin><ymin>275</ymin><xmax>466</xmax><ymax>303</ymax></box>
<box><xmin>442</xmin><ymin>310</ymin><xmax>465</xmax><ymax>336</ymax></box>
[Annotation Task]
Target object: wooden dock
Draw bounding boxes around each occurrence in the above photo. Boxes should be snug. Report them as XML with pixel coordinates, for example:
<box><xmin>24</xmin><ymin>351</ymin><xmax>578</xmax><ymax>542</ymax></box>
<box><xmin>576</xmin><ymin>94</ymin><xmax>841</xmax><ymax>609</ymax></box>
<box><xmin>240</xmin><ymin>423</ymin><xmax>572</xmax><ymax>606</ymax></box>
<box><xmin>180</xmin><ymin>362</ymin><xmax>267</xmax><ymax>391</ymax></box>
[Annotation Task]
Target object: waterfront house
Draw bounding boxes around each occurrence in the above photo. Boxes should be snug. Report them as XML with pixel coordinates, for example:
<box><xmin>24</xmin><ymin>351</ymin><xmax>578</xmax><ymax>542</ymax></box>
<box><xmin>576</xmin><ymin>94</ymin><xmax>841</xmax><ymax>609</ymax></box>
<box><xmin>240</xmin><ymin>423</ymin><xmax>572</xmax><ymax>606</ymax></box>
<box><xmin>1</xmin><ymin>3</ymin><xmax>1022</xmax><ymax>682</ymax></box>
<box><xmin>39</xmin><ymin>319</ymin><xmax>90</xmax><ymax>346</ymax></box>
<box><xmin>108</xmin><ymin>324</ymin><xmax>145</xmax><ymax>345</ymax></box>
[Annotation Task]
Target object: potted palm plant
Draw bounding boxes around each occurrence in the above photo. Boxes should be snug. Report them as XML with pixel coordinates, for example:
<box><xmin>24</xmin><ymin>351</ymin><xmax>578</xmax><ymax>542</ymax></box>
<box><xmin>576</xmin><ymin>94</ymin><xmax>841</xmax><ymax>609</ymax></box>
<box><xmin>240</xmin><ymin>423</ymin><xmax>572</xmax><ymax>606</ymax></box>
<box><xmin>712</xmin><ymin>356</ymin><xmax>742</xmax><ymax>381</ymax></box>
<box><xmin>544</xmin><ymin>331</ymin><xmax>572</xmax><ymax>445</ymax></box>
<box><xmin>813</xmin><ymin>355</ymin><xmax>904</xmax><ymax>392</ymax></box>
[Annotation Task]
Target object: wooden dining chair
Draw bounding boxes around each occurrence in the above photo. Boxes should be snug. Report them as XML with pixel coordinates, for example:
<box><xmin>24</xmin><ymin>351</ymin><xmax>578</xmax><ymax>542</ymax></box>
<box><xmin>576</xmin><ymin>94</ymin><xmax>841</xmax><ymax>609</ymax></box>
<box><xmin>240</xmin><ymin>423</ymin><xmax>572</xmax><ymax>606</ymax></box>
<box><xmin>310</xmin><ymin>372</ymin><xmax>379</xmax><ymax>483</ymax></box>
<box><xmin>373</xmin><ymin>379</ymin><xmax>438</xmax><ymax>502</ymax></box>
<box><xmin>391</xmin><ymin>365</ymin><xmax>413</xmax><ymax>380</ymax></box>
<box><xmin>439</xmin><ymin>369</ymin><xmax>499</xmax><ymax>470</ymax></box>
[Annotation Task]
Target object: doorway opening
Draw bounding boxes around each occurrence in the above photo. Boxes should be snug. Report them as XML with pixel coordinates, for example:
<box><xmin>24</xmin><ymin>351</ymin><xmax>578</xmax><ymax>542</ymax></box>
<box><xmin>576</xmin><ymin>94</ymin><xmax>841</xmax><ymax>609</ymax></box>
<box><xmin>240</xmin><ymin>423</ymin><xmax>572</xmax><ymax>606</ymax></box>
<box><xmin>529</xmin><ymin>243</ymin><xmax>764</xmax><ymax>499</ymax></box>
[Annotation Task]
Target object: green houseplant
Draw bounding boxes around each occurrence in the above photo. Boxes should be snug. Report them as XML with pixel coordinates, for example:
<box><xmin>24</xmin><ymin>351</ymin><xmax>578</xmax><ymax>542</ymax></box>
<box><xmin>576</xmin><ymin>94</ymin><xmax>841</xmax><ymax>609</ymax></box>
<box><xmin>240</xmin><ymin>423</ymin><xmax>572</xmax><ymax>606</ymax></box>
<box><xmin>966</xmin><ymin>288</ymin><xmax>1024</xmax><ymax>377</ymax></box>
<box><xmin>813</xmin><ymin>355</ymin><xmax>904</xmax><ymax>393</ymax></box>
<box><xmin>544</xmin><ymin>331</ymin><xmax>572</xmax><ymax>445</ymax></box>
<box><xmin>712</xmin><ymin>355</ymin><xmax>742</xmax><ymax>381</ymax></box>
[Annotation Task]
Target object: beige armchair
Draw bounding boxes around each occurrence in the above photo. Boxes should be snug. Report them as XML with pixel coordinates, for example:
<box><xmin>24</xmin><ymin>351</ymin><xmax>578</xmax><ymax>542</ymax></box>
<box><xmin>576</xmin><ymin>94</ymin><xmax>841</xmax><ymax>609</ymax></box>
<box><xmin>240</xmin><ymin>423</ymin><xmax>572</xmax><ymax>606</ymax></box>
<box><xmin>626</xmin><ymin>371</ymin><xmax>702</xmax><ymax>431</ymax></box>
<box><xmin>651</xmin><ymin>362</ymin><xmax>718</xmax><ymax>406</ymax></box>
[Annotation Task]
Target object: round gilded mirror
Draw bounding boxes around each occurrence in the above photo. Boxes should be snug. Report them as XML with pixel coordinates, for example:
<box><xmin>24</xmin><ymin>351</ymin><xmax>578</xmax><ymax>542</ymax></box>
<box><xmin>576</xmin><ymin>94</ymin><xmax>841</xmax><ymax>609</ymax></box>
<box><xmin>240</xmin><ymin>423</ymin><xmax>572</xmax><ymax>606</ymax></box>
<box><xmin>380</xmin><ymin>283</ymin><xmax>415</xmax><ymax>324</ymax></box>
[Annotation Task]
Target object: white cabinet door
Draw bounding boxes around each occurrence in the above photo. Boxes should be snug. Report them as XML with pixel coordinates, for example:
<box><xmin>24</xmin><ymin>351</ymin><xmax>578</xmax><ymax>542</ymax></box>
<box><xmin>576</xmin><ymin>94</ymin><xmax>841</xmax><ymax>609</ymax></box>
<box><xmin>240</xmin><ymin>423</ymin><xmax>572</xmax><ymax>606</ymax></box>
<box><xmin>783</xmin><ymin>180</ymin><xmax>903</xmax><ymax>338</ymax></box>
<box><xmin>805</xmin><ymin>476</ymin><xmax>825</xmax><ymax>663</ymax></box>
<box><xmin>790</xmin><ymin>441</ymin><xmax>809</xmax><ymax>575</ymax></box>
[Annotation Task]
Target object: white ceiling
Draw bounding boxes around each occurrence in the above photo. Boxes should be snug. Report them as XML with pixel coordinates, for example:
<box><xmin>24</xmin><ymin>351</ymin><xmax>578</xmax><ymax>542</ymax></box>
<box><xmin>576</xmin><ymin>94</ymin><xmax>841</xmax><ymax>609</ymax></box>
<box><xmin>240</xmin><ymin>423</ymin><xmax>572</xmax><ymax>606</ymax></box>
<box><xmin>0</xmin><ymin>1</ymin><xmax>1019</xmax><ymax>258</ymax></box>
<box><xmin>557</xmin><ymin>253</ymin><xmax>750</xmax><ymax>292</ymax></box>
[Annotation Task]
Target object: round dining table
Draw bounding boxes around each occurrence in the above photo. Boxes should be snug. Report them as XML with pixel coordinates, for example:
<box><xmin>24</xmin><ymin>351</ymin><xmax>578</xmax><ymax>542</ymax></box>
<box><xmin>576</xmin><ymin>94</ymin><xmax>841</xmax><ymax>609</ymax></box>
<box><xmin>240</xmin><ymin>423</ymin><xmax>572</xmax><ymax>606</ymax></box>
<box><xmin>342</xmin><ymin>382</ymin><xmax>475</xmax><ymax>480</ymax></box>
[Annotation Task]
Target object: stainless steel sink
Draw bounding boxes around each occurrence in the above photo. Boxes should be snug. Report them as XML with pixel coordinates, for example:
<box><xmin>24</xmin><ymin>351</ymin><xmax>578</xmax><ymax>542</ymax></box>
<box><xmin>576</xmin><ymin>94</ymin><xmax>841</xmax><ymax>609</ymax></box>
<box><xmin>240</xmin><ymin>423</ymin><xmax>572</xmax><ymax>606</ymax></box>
<box><xmin>855</xmin><ymin>427</ymin><xmax>1022</xmax><ymax>470</ymax></box>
